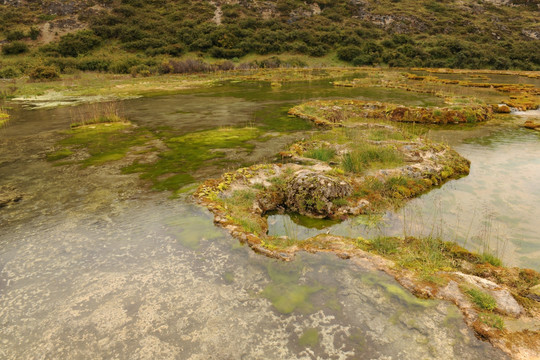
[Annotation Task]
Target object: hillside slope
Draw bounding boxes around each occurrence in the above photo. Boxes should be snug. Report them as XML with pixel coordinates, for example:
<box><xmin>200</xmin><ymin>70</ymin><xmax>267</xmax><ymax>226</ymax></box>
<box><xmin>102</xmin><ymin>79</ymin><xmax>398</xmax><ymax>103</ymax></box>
<box><xmin>0</xmin><ymin>0</ymin><xmax>539</xmax><ymax>75</ymax></box>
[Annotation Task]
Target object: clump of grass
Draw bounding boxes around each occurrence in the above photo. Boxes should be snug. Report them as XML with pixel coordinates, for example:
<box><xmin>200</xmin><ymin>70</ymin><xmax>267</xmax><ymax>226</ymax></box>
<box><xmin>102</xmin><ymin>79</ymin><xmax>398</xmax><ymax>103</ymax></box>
<box><xmin>341</xmin><ymin>144</ymin><xmax>402</xmax><ymax>173</ymax></box>
<box><xmin>367</xmin><ymin>128</ymin><xmax>406</xmax><ymax>141</ymax></box>
<box><xmin>70</xmin><ymin>102</ymin><xmax>127</xmax><ymax>128</ymax></box>
<box><xmin>480</xmin><ymin>252</ymin><xmax>503</xmax><ymax>267</ymax></box>
<box><xmin>396</xmin><ymin>236</ymin><xmax>453</xmax><ymax>275</ymax></box>
<box><xmin>221</xmin><ymin>189</ymin><xmax>263</xmax><ymax>235</ymax></box>
<box><xmin>369</xmin><ymin>236</ymin><xmax>399</xmax><ymax>255</ymax></box>
<box><xmin>0</xmin><ymin>108</ymin><xmax>9</xmax><ymax>127</ymax></box>
<box><xmin>466</xmin><ymin>288</ymin><xmax>497</xmax><ymax>311</ymax></box>
<box><xmin>305</xmin><ymin>147</ymin><xmax>336</xmax><ymax>162</ymax></box>
<box><xmin>332</xmin><ymin>198</ymin><xmax>348</xmax><ymax>207</ymax></box>
<box><xmin>478</xmin><ymin>312</ymin><xmax>505</xmax><ymax>330</ymax></box>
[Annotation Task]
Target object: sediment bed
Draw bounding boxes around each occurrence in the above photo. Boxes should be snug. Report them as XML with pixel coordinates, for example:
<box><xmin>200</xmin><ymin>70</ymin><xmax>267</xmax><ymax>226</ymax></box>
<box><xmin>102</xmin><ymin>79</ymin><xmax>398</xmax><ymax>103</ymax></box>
<box><xmin>195</xmin><ymin>100</ymin><xmax>540</xmax><ymax>359</ymax></box>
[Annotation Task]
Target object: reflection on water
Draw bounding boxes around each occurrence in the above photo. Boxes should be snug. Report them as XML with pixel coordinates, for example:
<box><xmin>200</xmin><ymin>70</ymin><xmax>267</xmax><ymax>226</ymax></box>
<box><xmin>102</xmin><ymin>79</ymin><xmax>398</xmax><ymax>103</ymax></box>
<box><xmin>392</xmin><ymin>128</ymin><xmax>540</xmax><ymax>269</ymax></box>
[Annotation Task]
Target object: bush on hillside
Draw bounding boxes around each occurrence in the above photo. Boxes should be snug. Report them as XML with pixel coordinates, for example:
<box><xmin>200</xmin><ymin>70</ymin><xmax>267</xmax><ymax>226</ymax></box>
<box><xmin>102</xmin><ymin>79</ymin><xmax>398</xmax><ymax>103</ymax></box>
<box><xmin>58</xmin><ymin>30</ymin><xmax>101</xmax><ymax>57</ymax></box>
<box><xmin>2</xmin><ymin>41</ymin><xmax>28</xmax><ymax>55</ymax></box>
<box><xmin>28</xmin><ymin>65</ymin><xmax>60</xmax><ymax>81</ymax></box>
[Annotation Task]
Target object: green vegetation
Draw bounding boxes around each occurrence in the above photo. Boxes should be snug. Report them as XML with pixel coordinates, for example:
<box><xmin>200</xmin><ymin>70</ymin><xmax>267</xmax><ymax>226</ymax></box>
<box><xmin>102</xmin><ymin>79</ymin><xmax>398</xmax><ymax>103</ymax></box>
<box><xmin>0</xmin><ymin>108</ymin><xmax>9</xmax><ymax>127</ymax></box>
<box><xmin>465</xmin><ymin>288</ymin><xmax>497</xmax><ymax>311</ymax></box>
<box><xmin>361</xmin><ymin>236</ymin><xmax>454</xmax><ymax>276</ymax></box>
<box><xmin>368</xmin><ymin>236</ymin><xmax>400</xmax><ymax>255</ymax></box>
<box><xmin>0</xmin><ymin>0</ymin><xmax>539</xmax><ymax>79</ymax></box>
<box><xmin>46</xmin><ymin>148</ymin><xmax>73</xmax><ymax>162</ymax></box>
<box><xmin>123</xmin><ymin>127</ymin><xmax>261</xmax><ymax>193</ymax></box>
<box><xmin>261</xmin><ymin>262</ymin><xmax>322</xmax><ymax>314</ymax></box>
<box><xmin>305</xmin><ymin>147</ymin><xmax>336</xmax><ymax>162</ymax></box>
<box><xmin>341</xmin><ymin>144</ymin><xmax>403</xmax><ymax>173</ymax></box>
<box><xmin>478</xmin><ymin>312</ymin><xmax>505</xmax><ymax>330</ymax></box>
<box><xmin>299</xmin><ymin>328</ymin><xmax>320</xmax><ymax>347</ymax></box>
<box><xmin>57</xmin><ymin>122</ymin><xmax>150</xmax><ymax>167</ymax></box>
<box><xmin>480</xmin><ymin>252</ymin><xmax>503</xmax><ymax>267</ymax></box>
<box><xmin>221</xmin><ymin>189</ymin><xmax>264</xmax><ymax>235</ymax></box>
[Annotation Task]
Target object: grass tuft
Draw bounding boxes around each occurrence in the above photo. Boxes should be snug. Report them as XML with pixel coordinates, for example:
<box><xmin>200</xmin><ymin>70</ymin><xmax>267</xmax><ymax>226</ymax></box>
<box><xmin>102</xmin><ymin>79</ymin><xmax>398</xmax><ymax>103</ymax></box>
<box><xmin>478</xmin><ymin>312</ymin><xmax>505</xmax><ymax>330</ymax></box>
<box><xmin>480</xmin><ymin>252</ymin><xmax>503</xmax><ymax>267</ymax></box>
<box><xmin>466</xmin><ymin>288</ymin><xmax>497</xmax><ymax>311</ymax></box>
<box><xmin>341</xmin><ymin>144</ymin><xmax>402</xmax><ymax>173</ymax></box>
<box><xmin>305</xmin><ymin>147</ymin><xmax>336</xmax><ymax>162</ymax></box>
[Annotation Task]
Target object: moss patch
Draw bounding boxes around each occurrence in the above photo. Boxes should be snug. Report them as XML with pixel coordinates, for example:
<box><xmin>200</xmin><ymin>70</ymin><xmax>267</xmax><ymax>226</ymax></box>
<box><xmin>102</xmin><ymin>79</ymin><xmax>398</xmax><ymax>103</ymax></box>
<box><xmin>46</xmin><ymin>148</ymin><xmax>73</xmax><ymax>161</ymax></box>
<box><xmin>57</xmin><ymin>123</ymin><xmax>152</xmax><ymax>167</ymax></box>
<box><xmin>123</xmin><ymin>127</ymin><xmax>261</xmax><ymax>193</ymax></box>
<box><xmin>298</xmin><ymin>328</ymin><xmax>320</xmax><ymax>347</ymax></box>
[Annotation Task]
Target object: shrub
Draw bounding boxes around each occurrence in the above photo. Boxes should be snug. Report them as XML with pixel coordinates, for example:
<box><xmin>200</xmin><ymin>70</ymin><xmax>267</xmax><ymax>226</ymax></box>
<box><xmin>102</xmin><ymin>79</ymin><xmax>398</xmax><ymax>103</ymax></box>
<box><xmin>75</xmin><ymin>57</ymin><xmax>111</xmax><ymax>72</ymax></box>
<box><xmin>28</xmin><ymin>27</ymin><xmax>41</xmax><ymax>40</ymax></box>
<box><xmin>159</xmin><ymin>59</ymin><xmax>214</xmax><ymax>74</ymax></box>
<box><xmin>2</xmin><ymin>41</ymin><xmax>29</xmax><ymax>55</ymax></box>
<box><xmin>337</xmin><ymin>46</ymin><xmax>362</xmax><ymax>62</ymax></box>
<box><xmin>0</xmin><ymin>66</ymin><xmax>20</xmax><ymax>79</ymax></box>
<box><xmin>6</xmin><ymin>30</ymin><xmax>25</xmax><ymax>41</ymax></box>
<box><xmin>28</xmin><ymin>65</ymin><xmax>60</xmax><ymax>81</ymax></box>
<box><xmin>57</xmin><ymin>30</ymin><xmax>101</xmax><ymax>57</ymax></box>
<box><xmin>130</xmin><ymin>64</ymin><xmax>152</xmax><ymax>77</ymax></box>
<box><xmin>352</xmin><ymin>55</ymin><xmax>374</xmax><ymax>66</ymax></box>
<box><xmin>109</xmin><ymin>57</ymin><xmax>142</xmax><ymax>74</ymax></box>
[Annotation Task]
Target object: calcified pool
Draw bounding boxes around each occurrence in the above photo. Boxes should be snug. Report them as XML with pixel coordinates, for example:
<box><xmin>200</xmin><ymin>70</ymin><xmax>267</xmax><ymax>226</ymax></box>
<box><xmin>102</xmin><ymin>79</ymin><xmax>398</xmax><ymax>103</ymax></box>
<box><xmin>2</xmin><ymin>75</ymin><xmax>535</xmax><ymax>359</ymax></box>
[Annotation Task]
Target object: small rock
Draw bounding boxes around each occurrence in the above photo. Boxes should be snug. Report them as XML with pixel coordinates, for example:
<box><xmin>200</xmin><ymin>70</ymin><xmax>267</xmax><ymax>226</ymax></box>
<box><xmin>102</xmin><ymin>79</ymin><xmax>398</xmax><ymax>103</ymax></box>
<box><xmin>493</xmin><ymin>104</ymin><xmax>511</xmax><ymax>113</ymax></box>
<box><xmin>523</xmin><ymin>120</ymin><xmax>540</xmax><ymax>130</ymax></box>
<box><xmin>453</xmin><ymin>272</ymin><xmax>523</xmax><ymax>317</ymax></box>
<box><xmin>0</xmin><ymin>185</ymin><xmax>23</xmax><ymax>208</ymax></box>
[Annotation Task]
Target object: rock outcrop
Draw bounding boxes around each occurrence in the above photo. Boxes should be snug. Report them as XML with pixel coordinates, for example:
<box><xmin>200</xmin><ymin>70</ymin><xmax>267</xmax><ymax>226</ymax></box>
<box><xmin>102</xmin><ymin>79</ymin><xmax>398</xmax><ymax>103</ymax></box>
<box><xmin>284</xmin><ymin>170</ymin><xmax>352</xmax><ymax>218</ymax></box>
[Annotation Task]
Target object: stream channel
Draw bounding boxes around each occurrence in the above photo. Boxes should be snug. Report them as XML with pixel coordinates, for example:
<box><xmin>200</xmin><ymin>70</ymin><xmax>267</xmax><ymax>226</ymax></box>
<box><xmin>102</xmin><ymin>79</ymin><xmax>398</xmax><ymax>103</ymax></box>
<box><xmin>1</xmin><ymin>75</ymin><xmax>538</xmax><ymax>359</ymax></box>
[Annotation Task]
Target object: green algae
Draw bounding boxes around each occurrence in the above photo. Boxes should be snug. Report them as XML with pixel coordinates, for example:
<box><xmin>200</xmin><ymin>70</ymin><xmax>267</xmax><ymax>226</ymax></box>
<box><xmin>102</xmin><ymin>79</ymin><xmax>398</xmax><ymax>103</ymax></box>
<box><xmin>254</xmin><ymin>105</ymin><xmax>314</xmax><ymax>132</ymax></box>
<box><xmin>223</xmin><ymin>271</ymin><xmax>235</xmax><ymax>284</ymax></box>
<box><xmin>381</xmin><ymin>282</ymin><xmax>433</xmax><ymax>308</ymax></box>
<box><xmin>261</xmin><ymin>261</ymin><xmax>322</xmax><ymax>314</ymax></box>
<box><xmin>298</xmin><ymin>328</ymin><xmax>319</xmax><ymax>347</ymax></box>
<box><xmin>288</xmin><ymin>213</ymin><xmax>341</xmax><ymax>230</ymax></box>
<box><xmin>360</xmin><ymin>273</ymin><xmax>433</xmax><ymax>308</ymax></box>
<box><xmin>46</xmin><ymin>148</ymin><xmax>73</xmax><ymax>161</ymax></box>
<box><xmin>55</xmin><ymin>123</ymin><xmax>152</xmax><ymax>167</ymax></box>
<box><xmin>165</xmin><ymin>215</ymin><xmax>223</xmax><ymax>250</ymax></box>
<box><xmin>262</xmin><ymin>283</ymin><xmax>322</xmax><ymax>314</ymax></box>
<box><xmin>123</xmin><ymin>127</ymin><xmax>261</xmax><ymax>193</ymax></box>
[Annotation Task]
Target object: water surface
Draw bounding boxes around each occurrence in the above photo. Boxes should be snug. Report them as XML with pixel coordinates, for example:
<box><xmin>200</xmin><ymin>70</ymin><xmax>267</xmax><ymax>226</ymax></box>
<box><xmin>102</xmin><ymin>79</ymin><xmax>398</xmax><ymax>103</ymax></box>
<box><xmin>1</xmin><ymin>76</ymin><xmax>535</xmax><ymax>358</ymax></box>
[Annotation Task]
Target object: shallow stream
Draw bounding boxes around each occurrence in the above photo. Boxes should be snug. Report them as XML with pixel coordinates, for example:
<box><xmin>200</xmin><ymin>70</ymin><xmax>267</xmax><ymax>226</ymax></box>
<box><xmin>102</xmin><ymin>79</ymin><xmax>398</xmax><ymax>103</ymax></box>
<box><xmin>1</xmin><ymin>74</ymin><xmax>537</xmax><ymax>358</ymax></box>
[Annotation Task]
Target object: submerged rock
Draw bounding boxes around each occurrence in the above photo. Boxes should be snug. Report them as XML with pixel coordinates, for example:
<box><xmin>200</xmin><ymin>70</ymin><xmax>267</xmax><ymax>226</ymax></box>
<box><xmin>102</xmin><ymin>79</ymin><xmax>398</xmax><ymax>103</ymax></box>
<box><xmin>523</xmin><ymin>120</ymin><xmax>540</xmax><ymax>130</ymax></box>
<box><xmin>0</xmin><ymin>185</ymin><xmax>23</xmax><ymax>208</ymax></box>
